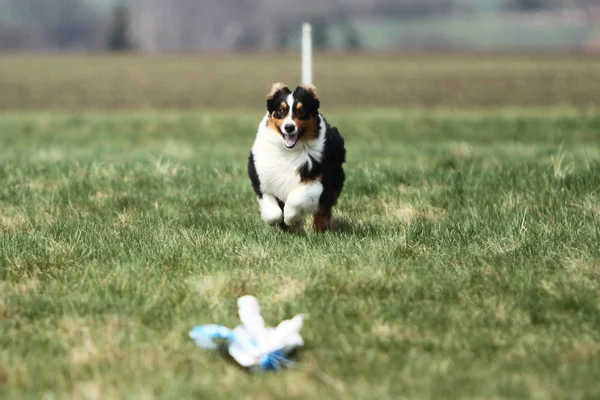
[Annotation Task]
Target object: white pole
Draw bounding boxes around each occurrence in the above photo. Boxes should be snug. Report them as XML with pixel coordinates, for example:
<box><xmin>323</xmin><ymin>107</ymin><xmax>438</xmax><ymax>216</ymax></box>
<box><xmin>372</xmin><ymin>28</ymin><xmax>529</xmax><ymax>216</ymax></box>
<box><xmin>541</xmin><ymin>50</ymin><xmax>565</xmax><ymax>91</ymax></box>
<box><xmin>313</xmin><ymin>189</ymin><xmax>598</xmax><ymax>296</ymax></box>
<box><xmin>302</xmin><ymin>23</ymin><xmax>313</xmax><ymax>85</ymax></box>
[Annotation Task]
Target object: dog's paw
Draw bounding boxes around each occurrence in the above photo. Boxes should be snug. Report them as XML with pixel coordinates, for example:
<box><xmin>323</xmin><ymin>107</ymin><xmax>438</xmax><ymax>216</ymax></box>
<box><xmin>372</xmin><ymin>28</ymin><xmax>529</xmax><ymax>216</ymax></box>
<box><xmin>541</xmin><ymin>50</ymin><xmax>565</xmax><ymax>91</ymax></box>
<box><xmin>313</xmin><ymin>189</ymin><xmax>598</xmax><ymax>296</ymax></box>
<box><xmin>283</xmin><ymin>205</ymin><xmax>303</xmax><ymax>226</ymax></box>
<box><xmin>259</xmin><ymin>195</ymin><xmax>283</xmax><ymax>225</ymax></box>
<box><xmin>262</xmin><ymin>209</ymin><xmax>283</xmax><ymax>225</ymax></box>
<box><xmin>280</xmin><ymin>219</ymin><xmax>305</xmax><ymax>234</ymax></box>
<box><xmin>286</xmin><ymin>184</ymin><xmax>321</xmax><ymax>216</ymax></box>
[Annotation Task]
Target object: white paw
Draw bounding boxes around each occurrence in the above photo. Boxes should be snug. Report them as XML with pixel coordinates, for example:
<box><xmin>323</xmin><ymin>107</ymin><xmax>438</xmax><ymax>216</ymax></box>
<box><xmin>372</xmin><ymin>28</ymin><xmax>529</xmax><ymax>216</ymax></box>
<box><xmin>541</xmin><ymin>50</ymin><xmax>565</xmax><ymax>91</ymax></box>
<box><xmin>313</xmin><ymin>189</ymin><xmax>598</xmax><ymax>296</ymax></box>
<box><xmin>259</xmin><ymin>195</ymin><xmax>283</xmax><ymax>225</ymax></box>
<box><xmin>283</xmin><ymin>205</ymin><xmax>303</xmax><ymax>226</ymax></box>
<box><xmin>286</xmin><ymin>183</ymin><xmax>322</xmax><ymax>217</ymax></box>
<box><xmin>262</xmin><ymin>209</ymin><xmax>283</xmax><ymax>225</ymax></box>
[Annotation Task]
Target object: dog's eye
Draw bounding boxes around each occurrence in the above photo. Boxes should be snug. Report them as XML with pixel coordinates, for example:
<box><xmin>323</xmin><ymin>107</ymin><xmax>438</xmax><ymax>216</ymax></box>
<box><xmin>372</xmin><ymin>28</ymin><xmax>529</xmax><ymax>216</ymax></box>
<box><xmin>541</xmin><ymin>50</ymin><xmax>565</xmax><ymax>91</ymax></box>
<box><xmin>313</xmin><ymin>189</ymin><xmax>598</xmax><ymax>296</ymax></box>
<box><xmin>278</xmin><ymin>108</ymin><xmax>285</xmax><ymax>115</ymax></box>
<box><xmin>296</xmin><ymin>109</ymin><xmax>305</xmax><ymax>116</ymax></box>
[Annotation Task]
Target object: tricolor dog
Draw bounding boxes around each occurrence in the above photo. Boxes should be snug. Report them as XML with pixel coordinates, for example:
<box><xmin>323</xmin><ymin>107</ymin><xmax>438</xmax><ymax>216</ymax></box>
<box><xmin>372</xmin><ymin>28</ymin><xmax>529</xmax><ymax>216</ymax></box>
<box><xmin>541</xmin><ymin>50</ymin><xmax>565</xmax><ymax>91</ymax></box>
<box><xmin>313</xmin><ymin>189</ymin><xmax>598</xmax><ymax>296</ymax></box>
<box><xmin>247</xmin><ymin>83</ymin><xmax>346</xmax><ymax>232</ymax></box>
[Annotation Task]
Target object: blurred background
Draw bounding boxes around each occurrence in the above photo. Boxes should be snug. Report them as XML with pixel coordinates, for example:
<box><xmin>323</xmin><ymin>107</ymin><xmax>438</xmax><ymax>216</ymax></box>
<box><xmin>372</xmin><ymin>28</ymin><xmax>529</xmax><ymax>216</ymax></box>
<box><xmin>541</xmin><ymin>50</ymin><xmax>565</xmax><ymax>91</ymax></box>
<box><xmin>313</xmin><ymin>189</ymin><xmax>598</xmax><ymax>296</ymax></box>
<box><xmin>1</xmin><ymin>0</ymin><xmax>599</xmax><ymax>111</ymax></box>
<box><xmin>1</xmin><ymin>0</ymin><xmax>599</xmax><ymax>53</ymax></box>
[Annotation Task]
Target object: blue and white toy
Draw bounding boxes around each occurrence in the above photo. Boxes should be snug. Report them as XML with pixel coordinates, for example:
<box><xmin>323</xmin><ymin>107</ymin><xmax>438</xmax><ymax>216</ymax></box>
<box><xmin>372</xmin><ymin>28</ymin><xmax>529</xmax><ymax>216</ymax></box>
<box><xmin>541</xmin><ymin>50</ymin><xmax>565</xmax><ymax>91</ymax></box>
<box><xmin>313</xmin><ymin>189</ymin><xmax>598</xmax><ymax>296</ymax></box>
<box><xmin>189</xmin><ymin>295</ymin><xmax>305</xmax><ymax>370</ymax></box>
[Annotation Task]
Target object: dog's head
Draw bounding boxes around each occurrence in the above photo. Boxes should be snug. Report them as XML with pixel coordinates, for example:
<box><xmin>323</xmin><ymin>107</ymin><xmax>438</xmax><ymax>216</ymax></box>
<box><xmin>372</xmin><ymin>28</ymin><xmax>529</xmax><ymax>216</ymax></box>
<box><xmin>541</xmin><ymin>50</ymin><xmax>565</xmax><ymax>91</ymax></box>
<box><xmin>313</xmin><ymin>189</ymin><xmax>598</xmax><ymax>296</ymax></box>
<box><xmin>265</xmin><ymin>82</ymin><xmax>320</xmax><ymax>149</ymax></box>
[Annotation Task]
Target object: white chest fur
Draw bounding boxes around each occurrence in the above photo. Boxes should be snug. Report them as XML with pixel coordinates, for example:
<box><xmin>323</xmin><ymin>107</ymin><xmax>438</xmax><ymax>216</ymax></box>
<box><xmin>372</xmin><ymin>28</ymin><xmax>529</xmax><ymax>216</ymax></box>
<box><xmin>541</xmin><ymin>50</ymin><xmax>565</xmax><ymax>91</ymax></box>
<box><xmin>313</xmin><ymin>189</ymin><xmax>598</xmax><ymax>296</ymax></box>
<box><xmin>252</xmin><ymin>114</ymin><xmax>325</xmax><ymax>202</ymax></box>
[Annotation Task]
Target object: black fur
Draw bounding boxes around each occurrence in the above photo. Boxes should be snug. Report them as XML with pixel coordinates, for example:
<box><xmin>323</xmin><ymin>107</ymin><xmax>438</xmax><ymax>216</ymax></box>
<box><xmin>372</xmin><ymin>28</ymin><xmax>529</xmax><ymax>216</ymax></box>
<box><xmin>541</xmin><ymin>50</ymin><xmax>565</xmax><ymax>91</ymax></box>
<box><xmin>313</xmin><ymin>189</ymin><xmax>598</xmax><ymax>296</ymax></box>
<box><xmin>276</xmin><ymin>198</ymin><xmax>285</xmax><ymax>211</ymax></box>
<box><xmin>298</xmin><ymin>119</ymin><xmax>346</xmax><ymax>211</ymax></box>
<box><xmin>247</xmin><ymin>152</ymin><xmax>262</xmax><ymax>199</ymax></box>
<box><xmin>291</xmin><ymin>85</ymin><xmax>320</xmax><ymax>118</ymax></box>
<box><xmin>266</xmin><ymin>86</ymin><xmax>292</xmax><ymax>116</ymax></box>
<box><xmin>297</xmin><ymin>154</ymin><xmax>323</xmax><ymax>181</ymax></box>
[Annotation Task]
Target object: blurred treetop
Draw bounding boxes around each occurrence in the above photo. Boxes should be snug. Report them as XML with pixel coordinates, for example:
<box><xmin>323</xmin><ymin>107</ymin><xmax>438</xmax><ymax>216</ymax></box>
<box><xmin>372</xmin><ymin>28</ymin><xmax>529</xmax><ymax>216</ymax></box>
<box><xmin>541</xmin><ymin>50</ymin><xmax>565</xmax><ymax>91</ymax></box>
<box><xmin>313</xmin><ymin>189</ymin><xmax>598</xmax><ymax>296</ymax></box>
<box><xmin>0</xmin><ymin>0</ymin><xmax>597</xmax><ymax>52</ymax></box>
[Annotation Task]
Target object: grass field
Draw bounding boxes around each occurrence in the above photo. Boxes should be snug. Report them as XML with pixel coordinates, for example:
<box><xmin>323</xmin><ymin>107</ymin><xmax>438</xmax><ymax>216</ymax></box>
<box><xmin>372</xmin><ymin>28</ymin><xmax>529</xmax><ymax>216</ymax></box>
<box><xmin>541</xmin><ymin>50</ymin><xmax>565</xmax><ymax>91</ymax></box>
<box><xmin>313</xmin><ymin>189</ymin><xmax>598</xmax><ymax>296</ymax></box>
<box><xmin>1</xmin><ymin>53</ymin><xmax>599</xmax><ymax>110</ymax></box>
<box><xmin>1</xmin><ymin>54</ymin><xmax>600</xmax><ymax>399</ymax></box>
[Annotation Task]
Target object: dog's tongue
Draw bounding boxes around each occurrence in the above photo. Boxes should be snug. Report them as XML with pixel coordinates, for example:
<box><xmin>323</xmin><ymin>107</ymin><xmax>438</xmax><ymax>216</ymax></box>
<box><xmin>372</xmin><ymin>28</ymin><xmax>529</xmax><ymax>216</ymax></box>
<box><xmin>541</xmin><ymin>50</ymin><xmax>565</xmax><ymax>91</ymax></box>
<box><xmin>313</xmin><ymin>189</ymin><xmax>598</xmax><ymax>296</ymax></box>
<box><xmin>284</xmin><ymin>133</ymin><xmax>299</xmax><ymax>148</ymax></box>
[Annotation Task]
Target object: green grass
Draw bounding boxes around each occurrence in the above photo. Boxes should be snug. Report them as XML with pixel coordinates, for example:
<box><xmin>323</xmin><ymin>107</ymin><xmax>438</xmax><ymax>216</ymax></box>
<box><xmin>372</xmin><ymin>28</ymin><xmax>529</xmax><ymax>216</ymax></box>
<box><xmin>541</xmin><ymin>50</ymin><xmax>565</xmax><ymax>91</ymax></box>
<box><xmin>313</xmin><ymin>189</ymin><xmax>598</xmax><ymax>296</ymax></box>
<box><xmin>1</xmin><ymin>110</ymin><xmax>600</xmax><ymax>399</ymax></box>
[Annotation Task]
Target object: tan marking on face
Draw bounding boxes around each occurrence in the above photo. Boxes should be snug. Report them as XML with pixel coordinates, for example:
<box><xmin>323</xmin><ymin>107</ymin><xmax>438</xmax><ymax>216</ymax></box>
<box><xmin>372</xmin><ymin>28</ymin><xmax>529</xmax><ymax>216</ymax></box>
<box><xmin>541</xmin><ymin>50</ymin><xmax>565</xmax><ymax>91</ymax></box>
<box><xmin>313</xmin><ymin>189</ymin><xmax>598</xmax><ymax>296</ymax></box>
<box><xmin>294</xmin><ymin>114</ymin><xmax>319</xmax><ymax>141</ymax></box>
<box><xmin>267</xmin><ymin>115</ymin><xmax>282</xmax><ymax>135</ymax></box>
<box><xmin>267</xmin><ymin>102</ymin><xmax>287</xmax><ymax>135</ymax></box>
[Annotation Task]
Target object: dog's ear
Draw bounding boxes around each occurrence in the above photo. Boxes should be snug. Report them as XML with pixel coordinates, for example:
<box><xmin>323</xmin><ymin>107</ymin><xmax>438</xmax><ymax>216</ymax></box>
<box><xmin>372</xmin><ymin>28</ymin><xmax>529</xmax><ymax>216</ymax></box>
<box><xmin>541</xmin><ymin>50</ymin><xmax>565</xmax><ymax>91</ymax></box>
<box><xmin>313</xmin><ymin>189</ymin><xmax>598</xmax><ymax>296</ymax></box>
<box><xmin>295</xmin><ymin>84</ymin><xmax>320</xmax><ymax>113</ymax></box>
<box><xmin>266</xmin><ymin>82</ymin><xmax>290</xmax><ymax>111</ymax></box>
<box><xmin>267</xmin><ymin>82</ymin><xmax>289</xmax><ymax>100</ymax></box>
<box><xmin>299</xmin><ymin>83</ymin><xmax>319</xmax><ymax>101</ymax></box>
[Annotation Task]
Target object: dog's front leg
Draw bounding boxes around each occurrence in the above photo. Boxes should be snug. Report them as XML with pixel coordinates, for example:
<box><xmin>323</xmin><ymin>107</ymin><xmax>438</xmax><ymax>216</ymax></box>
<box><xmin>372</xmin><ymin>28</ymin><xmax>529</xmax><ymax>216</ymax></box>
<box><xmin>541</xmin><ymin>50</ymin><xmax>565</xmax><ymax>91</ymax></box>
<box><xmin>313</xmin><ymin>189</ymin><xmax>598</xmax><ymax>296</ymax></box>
<box><xmin>284</xmin><ymin>182</ymin><xmax>323</xmax><ymax>227</ymax></box>
<box><xmin>259</xmin><ymin>194</ymin><xmax>283</xmax><ymax>225</ymax></box>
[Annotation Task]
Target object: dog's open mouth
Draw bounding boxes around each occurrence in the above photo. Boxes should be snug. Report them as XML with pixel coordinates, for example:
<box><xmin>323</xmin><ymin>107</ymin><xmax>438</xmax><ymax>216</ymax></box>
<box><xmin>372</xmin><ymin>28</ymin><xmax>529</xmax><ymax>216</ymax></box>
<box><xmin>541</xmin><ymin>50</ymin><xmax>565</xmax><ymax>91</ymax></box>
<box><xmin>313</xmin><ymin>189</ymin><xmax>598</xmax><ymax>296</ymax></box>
<box><xmin>283</xmin><ymin>133</ymin><xmax>299</xmax><ymax>149</ymax></box>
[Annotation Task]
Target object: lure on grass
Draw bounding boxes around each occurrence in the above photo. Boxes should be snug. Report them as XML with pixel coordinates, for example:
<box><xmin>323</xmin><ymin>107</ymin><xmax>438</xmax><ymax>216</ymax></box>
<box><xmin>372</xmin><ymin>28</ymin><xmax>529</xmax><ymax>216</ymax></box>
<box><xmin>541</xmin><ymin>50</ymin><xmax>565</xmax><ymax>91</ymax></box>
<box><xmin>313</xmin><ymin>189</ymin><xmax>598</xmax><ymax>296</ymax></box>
<box><xmin>189</xmin><ymin>296</ymin><xmax>305</xmax><ymax>371</ymax></box>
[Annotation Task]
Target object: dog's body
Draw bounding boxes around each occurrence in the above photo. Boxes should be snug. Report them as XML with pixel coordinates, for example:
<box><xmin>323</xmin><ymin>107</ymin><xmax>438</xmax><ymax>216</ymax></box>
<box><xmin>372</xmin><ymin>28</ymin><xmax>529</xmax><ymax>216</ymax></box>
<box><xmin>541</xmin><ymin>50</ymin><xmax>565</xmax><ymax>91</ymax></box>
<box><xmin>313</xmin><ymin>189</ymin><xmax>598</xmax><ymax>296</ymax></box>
<box><xmin>248</xmin><ymin>83</ymin><xmax>346</xmax><ymax>232</ymax></box>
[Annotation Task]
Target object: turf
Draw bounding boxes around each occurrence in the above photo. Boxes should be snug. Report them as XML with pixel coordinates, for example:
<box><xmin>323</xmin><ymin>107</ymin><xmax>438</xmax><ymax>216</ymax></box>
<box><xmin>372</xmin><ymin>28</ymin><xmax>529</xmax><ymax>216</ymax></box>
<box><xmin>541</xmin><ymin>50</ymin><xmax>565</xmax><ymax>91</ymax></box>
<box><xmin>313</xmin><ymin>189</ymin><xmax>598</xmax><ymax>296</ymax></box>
<box><xmin>1</xmin><ymin>110</ymin><xmax>599</xmax><ymax>399</ymax></box>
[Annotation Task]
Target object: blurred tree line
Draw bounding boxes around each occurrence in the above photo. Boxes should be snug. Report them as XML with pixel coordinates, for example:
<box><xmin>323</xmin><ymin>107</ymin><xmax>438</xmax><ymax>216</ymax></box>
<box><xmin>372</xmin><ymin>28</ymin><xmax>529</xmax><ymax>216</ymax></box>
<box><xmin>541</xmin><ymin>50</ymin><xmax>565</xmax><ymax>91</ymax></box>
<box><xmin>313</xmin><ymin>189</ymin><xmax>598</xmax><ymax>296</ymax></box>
<box><xmin>0</xmin><ymin>0</ymin><xmax>597</xmax><ymax>52</ymax></box>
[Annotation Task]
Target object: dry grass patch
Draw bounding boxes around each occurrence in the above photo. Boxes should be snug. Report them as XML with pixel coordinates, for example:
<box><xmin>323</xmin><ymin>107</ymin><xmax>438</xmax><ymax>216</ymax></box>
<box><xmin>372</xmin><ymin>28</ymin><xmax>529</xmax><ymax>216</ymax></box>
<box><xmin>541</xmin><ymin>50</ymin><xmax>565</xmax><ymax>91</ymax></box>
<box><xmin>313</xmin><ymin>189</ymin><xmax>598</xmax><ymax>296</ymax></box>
<box><xmin>558</xmin><ymin>343</ymin><xmax>600</xmax><ymax>364</ymax></box>
<box><xmin>371</xmin><ymin>322</ymin><xmax>398</xmax><ymax>340</ymax></box>
<box><xmin>234</xmin><ymin>244</ymin><xmax>270</xmax><ymax>264</ymax></box>
<box><xmin>69</xmin><ymin>381</ymin><xmax>103</xmax><ymax>400</ymax></box>
<box><xmin>59</xmin><ymin>316</ymin><xmax>138</xmax><ymax>367</ymax></box>
<box><xmin>378</xmin><ymin>200</ymin><xmax>445</xmax><ymax>224</ymax></box>
<box><xmin>484</xmin><ymin>237</ymin><xmax>525</xmax><ymax>255</ymax></box>
<box><xmin>272</xmin><ymin>276</ymin><xmax>305</xmax><ymax>303</ymax></box>
<box><xmin>575</xmin><ymin>194</ymin><xmax>600</xmax><ymax>219</ymax></box>
<box><xmin>371</xmin><ymin>322</ymin><xmax>441</xmax><ymax>347</ymax></box>
<box><xmin>90</xmin><ymin>191</ymin><xmax>112</xmax><ymax>202</ymax></box>
<box><xmin>242</xmin><ymin>369</ymin><xmax>334</xmax><ymax>400</ymax></box>
<box><xmin>501</xmin><ymin>193</ymin><xmax>531</xmax><ymax>213</ymax></box>
<box><xmin>0</xmin><ymin>210</ymin><xmax>30</xmax><ymax>234</ymax></box>
<box><xmin>563</xmin><ymin>258</ymin><xmax>600</xmax><ymax>281</ymax></box>
<box><xmin>448</xmin><ymin>142</ymin><xmax>473</xmax><ymax>159</ymax></box>
<box><xmin>45</xmin><ymin>239</ymin><xmax>76</xmax><ymax>266</ymax></box>
<box><xmin>377</xmin><ymin>229</ymin><xmax>429</xmax><ymax>257</ymax></box>
<box><xmin>191</xmin><ymin>272</ymin><xmax>305</xmax><ymax>307</ymax></box>
<box><xmin>59</xmin><ymin>318</ymin><xmax>99</xmax><ymax>366</ymax></box>
<box><xmin>179</xmin><ymin>227</ymin><xmax>213</xmax><ymax>248</ymax></box>
<box><xmin>162</xmin><ymin>139</ymin><xmax>194</xmax><ymax>160</ymax></box>
<box><xmin>113</xmin><ymin>211</ymin><xmax>134</xmax><ymax>229</ymax></box>
<box><xmin>190</xmin><ymin>273</ymin><xmax>235</xmax><ymax>307</ymax></box>
<box><xmin>66</xmin><ymin>381</ymin><xmax>155</xmax><ymax>400</ymax></box>
<box><xmin>34</xmin><ymin>147</ymin><xmax>66</xmax><ymax>162</ymax></box>
<box><xmin>14</xmin><ymin>277</ymin><xmax>40</xmax><ymax>295</ymax></box>
<box><xmin>397</xmin><ymin>183</ymin><xmax>446</xmax><ymax>194</ymax></box>
<box><xmin>152</xmin><ymin>157</ymin><xmax>185</xmax><ymax>177</ymax></box>
<box><xmin>385</xmin><ymin>202</ymin><xmax>418</xmax><ymax>224</ymax></box>
<box><xmin>19</xmin><ymin>181</ymin><xmax>48</xmax><ymax>191</ymax></box>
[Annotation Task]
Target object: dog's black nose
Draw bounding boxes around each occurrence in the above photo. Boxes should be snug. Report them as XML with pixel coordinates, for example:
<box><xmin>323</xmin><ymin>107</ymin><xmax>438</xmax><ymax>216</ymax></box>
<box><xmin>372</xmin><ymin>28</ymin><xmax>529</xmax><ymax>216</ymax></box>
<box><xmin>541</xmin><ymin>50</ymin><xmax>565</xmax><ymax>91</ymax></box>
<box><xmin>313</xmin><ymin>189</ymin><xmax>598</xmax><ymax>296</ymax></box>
<box><xmin>284</xmin><ymin>124</ymin><xmax>296</xmax><ymax>133</ymax></box>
